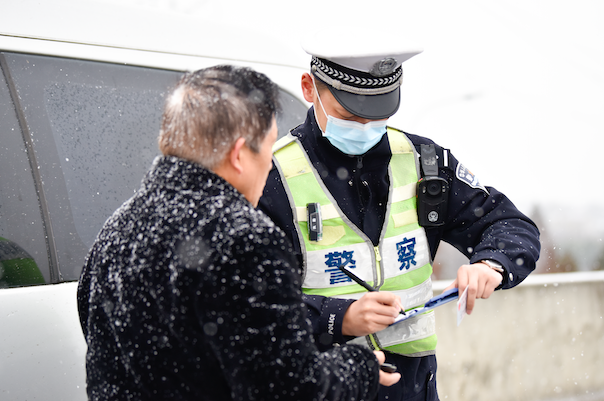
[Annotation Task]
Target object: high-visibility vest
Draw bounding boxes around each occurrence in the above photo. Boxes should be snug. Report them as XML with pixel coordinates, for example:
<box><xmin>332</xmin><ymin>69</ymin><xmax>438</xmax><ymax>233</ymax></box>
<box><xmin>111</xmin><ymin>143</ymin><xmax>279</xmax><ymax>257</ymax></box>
<box><xmin>272</xmin><ymin>128</ymin><xmax>437</xmax><ymax>356</ymax></box>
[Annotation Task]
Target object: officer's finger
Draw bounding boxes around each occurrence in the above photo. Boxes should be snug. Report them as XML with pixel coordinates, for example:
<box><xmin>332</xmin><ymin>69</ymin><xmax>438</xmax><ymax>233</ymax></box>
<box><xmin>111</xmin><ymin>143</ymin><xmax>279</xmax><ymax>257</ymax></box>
<box><xmin>354</xmin><ymin>298</ymin><xmax>399</xmax><ymax>321</ymax></box>
<box><xmin>395</xmin><ymin>298</ymin><xmax>405</xmax><ymax>314</ymax></box>
<box><xmin>357</xmin><ymin>292</ymin><xmax>397</xmax><ymax>311</ymax></box>
<box><xmin>479</xmin><ymin>267</ymin><xmax>501</xmax><ymax>298</ymax></box>
<box><xmin>364</xmin><ymin>291</ymin><xmax>401</xmax><ymax>307</ymax></box>
<box><xmin>456</xmin><ymin>265</ymin><xmax>470</xmax><ymax>300</ymax></box>
<box><xmin>464</xmin><ymin>272</ymin><xmax>479</xmax><ymax>315</ymax></box>
<box><xmin>366</xmin><ymin>312</ymin><xmax>397</xmax><ymax>328</ymax></box>
<box><xmin>474</xmin><ymin>275</ymin><xmax>489</xmax><ymax>300</ymax></box>
<box><xmin>366</xmin><ymin>304</ymin><xmax>400</xmax><ymax>323</ymax></box>
<box><xmin>444</xmin><ymin>280</ymin><xmax>458</xmax><ymax>292</ymax></box>
<box><xmin>364</xmin><ymin>293</ymin><xmax>403</xmax><ymax>315</ymax></box>
<box><xmin>480</xmin><ymin>283</ymin><xmax>494</xmax><ymax>299</ymax></box>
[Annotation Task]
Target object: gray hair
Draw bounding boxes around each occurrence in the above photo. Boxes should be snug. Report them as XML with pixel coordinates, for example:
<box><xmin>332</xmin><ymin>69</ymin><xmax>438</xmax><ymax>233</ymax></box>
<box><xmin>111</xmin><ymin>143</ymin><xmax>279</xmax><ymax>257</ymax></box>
<box><xmin>158</xmin><ymin>65</ymin><xmax>280</xmax><ymax>169</ymax></box>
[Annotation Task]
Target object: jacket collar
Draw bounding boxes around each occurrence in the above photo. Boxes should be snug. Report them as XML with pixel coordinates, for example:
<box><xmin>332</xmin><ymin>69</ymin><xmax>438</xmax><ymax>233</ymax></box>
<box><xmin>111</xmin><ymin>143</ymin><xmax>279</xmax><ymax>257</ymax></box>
<box><xmin>144</xmin><ymin>156</ymin><xmax>246</xmax><ymax>204</ymax></box>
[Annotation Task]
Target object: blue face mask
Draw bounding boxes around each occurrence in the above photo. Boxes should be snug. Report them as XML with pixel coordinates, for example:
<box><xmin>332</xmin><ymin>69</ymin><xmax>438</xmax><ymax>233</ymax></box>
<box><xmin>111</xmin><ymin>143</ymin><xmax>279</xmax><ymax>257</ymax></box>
<box><xmin>313</xmin><ymin>79</ymin><xmax>387</xmax><ymax>155</ymax></box>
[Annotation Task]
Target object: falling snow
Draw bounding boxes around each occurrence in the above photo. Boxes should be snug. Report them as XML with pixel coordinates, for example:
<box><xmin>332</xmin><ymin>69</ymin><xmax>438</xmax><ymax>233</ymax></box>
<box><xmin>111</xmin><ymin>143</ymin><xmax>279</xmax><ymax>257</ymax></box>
<box><xmin>78</xmin><ymin>155</ymin><xmax>380</xmax><ymax>400</ymax></box>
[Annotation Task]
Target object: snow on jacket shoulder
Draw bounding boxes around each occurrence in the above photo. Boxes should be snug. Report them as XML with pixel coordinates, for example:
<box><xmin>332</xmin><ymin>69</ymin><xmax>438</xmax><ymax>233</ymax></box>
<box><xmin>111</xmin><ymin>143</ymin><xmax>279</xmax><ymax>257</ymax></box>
<box><xmin>77</xmin><ymin>155</ymin><xmax>380</xmax><ymax>401</ymax></box>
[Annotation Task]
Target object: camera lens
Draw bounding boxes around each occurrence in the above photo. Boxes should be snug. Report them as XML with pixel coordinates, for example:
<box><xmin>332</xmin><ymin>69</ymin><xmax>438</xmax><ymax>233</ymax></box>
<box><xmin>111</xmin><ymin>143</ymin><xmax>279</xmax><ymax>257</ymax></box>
<box><xmin>427</xmin><ymin>181</ymin><xmax>441</xmax><ymax>196</ymax></box>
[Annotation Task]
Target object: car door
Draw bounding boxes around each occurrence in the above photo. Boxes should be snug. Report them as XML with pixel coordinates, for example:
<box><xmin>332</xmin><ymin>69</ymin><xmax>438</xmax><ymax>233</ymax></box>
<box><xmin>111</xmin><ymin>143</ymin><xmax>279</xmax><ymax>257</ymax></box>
<box><xmin>0</xmin><ymin>50</ymin><xmax>307</xmax><ymax>400</ymax></box>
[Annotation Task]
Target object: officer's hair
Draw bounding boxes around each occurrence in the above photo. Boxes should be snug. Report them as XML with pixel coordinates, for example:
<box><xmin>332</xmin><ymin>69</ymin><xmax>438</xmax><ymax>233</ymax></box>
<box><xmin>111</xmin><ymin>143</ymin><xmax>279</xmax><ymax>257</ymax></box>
<box><xmin>158</xmin><ymin>65</ymin><xmax>280</xmax><ymax>170</ymax></box>
<box><xmin>313</xmin><ymin>75</ymin><xmax>330</xmax><ymax>93</ymax></box>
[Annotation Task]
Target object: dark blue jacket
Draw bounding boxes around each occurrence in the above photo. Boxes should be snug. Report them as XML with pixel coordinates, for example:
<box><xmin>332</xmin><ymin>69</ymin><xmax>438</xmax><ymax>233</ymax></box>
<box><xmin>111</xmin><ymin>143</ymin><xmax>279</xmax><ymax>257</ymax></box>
<box><xmin>258</xmin><ymin>107</ymin><xmax>540</xmax><ymax>400</ymax></box>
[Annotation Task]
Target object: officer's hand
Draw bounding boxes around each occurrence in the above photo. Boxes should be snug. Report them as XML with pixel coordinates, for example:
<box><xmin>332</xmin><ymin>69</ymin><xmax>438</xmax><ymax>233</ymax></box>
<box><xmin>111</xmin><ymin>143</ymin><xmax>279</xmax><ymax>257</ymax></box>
<box><xmin>444</xmin><ymin>262</ymin><xmax>503</xmax><ymax>314</ymax></box>
<box><xmin>374</xmin><ymin>351</ymin><xmax>401</xmax><ymax>387</ymax></box>
<box><xmin>342</xmin><ymin>292</ymin><xmax>404</xmax><ymax>337</ymax></box>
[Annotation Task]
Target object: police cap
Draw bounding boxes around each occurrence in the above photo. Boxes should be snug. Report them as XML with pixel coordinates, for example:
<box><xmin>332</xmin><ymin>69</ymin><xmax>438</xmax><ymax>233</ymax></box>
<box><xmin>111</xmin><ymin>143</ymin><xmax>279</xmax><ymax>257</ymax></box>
<box><xmin>302</xmin><ymin>34</ymin><xmax>422</xmax><ymax>119</ymax></box>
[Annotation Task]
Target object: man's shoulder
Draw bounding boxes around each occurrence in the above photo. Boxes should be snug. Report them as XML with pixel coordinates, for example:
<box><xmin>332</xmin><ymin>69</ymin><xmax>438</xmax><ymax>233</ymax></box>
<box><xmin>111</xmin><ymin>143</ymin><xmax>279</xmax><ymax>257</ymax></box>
<box><xmin>209</xmin><ymin>196</ymin><xmax>287</xmax><ymax>241</ymax></box>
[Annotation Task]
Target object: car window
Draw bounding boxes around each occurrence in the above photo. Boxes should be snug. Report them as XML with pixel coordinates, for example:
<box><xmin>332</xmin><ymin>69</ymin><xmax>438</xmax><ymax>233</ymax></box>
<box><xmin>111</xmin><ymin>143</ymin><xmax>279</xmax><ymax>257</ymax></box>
<box><xmin>1</xmin><ymin>52</ymin><xmax>307</xmax><ymax>284</ymax></box>
<box><xmin>3</xmin><ymin>53</ymin><xmax>180</xmax><ymax>282</ymax></box>
<box><xmin>276</xmin><ymin>89</ymin><xmax>308</xmax><ymax>138</ymax></box>
<box><xmin>0</xmin><ymin>60</ymin><xmax>49</xmax><ymax>287</ymax></box>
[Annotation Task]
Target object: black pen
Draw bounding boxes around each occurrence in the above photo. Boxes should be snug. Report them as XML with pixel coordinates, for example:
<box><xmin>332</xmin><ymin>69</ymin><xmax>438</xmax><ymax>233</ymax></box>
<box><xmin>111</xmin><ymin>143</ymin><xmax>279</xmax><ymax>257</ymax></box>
<box><xmin>337</xmin><ymin>262</ymin><xmax>406</xmax><ymax>315</ymax></box>
<box><xmin>337</xmin><ymin>261</ymin><xmax>376</xmax><ymax>292</ymax></box>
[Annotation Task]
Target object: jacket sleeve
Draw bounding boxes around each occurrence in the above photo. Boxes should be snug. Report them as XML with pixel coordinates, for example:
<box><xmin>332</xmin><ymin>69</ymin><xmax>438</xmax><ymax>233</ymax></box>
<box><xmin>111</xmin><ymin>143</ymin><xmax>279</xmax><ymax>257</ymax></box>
<box><xmin>198</xmin><ymin>215</ymin><xmax>379</xmax><ymax>400</ymax></box>
<box><xmin>411</xmin><ymin>134</ymin><xmax>541</xmax><ymax>289</ymax></box>
<box><xmin>303</xmin><ymin>294</ymin><xmax>356</xmax><ymax>350</ymax></box>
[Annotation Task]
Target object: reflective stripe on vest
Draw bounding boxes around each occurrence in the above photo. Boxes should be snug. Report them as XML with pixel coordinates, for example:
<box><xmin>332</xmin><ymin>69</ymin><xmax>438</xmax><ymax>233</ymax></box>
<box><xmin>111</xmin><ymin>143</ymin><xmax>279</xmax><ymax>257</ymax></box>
<box><xmin>272</xmin><ymin>129</ymin><xmax>437</xmax><ymax>356</ymax></box>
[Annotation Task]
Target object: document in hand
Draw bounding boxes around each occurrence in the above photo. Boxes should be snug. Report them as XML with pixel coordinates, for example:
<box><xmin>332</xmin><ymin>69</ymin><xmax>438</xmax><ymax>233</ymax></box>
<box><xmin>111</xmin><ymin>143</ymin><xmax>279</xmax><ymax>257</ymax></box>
<box><xmin>392</xmin><ymin>288</ymin><xmax>459</xmax><ymax>325</ymax></box>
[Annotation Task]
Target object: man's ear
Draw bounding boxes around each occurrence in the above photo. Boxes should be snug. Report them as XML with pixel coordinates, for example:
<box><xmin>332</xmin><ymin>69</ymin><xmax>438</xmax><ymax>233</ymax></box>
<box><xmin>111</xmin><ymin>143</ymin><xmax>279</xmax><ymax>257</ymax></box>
<box><xmin>301</xmin><ymin>73</ymin><xmax>316</xmax><ymax>104</ymax></box>
<box><xmin>229</xmin><ymin>137</ymin><xmax>247</xmax><ymax>174</ymax></box>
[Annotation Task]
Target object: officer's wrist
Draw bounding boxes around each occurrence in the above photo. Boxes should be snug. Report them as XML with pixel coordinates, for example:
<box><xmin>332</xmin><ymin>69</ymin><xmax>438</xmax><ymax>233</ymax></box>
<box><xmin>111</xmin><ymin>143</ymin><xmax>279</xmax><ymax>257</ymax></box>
<box><xmin>479</xmin><ymin>259</ymin><xmax>505</xmax><ymax>290</ymax></box>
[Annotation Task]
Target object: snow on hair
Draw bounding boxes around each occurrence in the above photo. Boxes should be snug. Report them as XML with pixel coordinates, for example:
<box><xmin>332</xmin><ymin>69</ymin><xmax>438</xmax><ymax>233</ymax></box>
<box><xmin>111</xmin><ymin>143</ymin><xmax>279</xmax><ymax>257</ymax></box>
<box><xmin>158</xmin><ymin>66</ymin><xmax>279</xmax><ymax>170</ymax></box>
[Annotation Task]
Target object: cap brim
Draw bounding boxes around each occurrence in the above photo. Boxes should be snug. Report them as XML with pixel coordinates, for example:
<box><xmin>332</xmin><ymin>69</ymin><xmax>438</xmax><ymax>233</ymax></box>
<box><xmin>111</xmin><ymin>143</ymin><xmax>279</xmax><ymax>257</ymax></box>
<box><xmin>328</xmin><ymin>86</ymin><xmax>400</xmax><ymax>120</ymax></box>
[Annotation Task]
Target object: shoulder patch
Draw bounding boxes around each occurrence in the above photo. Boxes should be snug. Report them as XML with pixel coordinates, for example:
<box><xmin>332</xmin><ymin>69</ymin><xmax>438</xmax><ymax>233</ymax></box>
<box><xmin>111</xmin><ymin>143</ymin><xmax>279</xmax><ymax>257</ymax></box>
<box><xmin>456</xmin><ymin>163</ymin><xmax>489</xmax><ymax>194</ymax></box>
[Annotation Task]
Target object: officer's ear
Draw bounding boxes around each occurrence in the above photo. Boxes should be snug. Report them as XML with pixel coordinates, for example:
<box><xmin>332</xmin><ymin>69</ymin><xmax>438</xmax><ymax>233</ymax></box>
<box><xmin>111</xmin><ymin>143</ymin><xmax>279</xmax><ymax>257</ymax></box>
<box><xmin>301</xmin><ymin>73</ymin><xmax>316</xmax><ymax>103</ymax></box>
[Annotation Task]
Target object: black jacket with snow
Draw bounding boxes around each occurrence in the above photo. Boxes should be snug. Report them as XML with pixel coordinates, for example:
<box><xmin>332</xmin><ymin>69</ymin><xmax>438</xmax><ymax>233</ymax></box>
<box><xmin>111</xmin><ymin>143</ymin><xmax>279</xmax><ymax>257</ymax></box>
<box><xmin>77</xmin><ymin>156</ymin><xmax>380</xmax><ymax>401</ymax></box>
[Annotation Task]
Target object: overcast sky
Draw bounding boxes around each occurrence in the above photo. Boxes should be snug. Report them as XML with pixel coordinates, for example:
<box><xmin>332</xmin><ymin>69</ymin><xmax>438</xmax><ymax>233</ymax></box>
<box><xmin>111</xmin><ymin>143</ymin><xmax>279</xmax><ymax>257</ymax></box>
<box><xmin>170</xmin><ymin>0</ymin><xmax>603</xmax><ymax>213</ymax></box>
<box><xmin>70</xmin><ymin>0</ymin><xmax>604</xmax><ymax>227</ymax></box>
<box><xmin>385</xmin><ymin>1</ymin><xmax>603</xmax><ymax>213</ymax></box>
<box><xmin>108</xmin><ymin>0</ymin><xmax>604</xmax><ymax>213</ymax></box>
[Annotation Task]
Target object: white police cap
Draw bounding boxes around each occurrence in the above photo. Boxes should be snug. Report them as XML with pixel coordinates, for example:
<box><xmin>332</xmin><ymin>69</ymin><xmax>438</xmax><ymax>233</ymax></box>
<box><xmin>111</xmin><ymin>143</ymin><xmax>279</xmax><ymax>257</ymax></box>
<box><xmin>302</xmin><ymin>33</ymin><xmax>422</xmax><ymax>119</ymax></box>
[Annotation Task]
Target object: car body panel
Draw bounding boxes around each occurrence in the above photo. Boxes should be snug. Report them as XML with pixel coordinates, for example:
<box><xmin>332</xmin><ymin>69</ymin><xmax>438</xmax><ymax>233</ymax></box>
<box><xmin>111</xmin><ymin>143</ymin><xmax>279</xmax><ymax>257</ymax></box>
<box><xmin>0</xmin><ymin>282</ymin><xmax>86</xmax><ymax>400</ymax></box>
<box><xmin>0</xmin><ymin>0</ymin><xmax>310</xmax><ymax>70</ymax></box>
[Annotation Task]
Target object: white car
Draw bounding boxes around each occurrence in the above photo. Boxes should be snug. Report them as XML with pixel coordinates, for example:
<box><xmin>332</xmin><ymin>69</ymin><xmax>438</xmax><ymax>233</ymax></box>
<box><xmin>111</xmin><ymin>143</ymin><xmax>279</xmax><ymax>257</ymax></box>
<box><xmin>0</xmin><ymin>2</ymin><xmax>308</xmax><ymax>399</ymax></box>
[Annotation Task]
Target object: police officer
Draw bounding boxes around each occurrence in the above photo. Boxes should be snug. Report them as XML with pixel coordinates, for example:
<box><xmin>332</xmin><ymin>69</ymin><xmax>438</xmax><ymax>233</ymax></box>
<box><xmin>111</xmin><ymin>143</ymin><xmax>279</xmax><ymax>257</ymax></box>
<box><xmin>258</xmin><ymin>37</ymin><xmax>540</xmax><ymax>401</ymax></box>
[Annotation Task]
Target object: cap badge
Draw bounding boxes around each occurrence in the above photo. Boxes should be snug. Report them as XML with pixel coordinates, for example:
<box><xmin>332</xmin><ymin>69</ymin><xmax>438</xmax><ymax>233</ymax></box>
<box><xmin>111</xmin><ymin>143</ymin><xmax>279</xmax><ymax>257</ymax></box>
<box><xmin>370</xmin><ymin>58</ymin><xmax>397</xmax><ymax>77</ymax></box>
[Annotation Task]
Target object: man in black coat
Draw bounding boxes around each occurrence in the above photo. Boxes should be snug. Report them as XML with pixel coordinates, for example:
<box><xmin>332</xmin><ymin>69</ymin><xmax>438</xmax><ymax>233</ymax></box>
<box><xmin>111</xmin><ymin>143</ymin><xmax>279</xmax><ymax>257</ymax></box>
<box><xmin>258</xmin><ymin>38</ymin><xmax>540</xmax><ymax>401</ymax></box>
<box><xmin>77</xmin><ymin>65</ymin><xmax>400</xmax><ymax>401</ymax></box>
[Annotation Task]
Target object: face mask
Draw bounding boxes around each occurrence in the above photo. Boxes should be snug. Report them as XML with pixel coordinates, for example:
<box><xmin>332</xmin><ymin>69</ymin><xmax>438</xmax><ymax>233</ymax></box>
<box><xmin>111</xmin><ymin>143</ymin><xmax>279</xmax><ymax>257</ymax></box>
<box><xmin>313</xmin><ymin>78</ymin><xmax>387</xmax><ymax>155</ymax></box>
